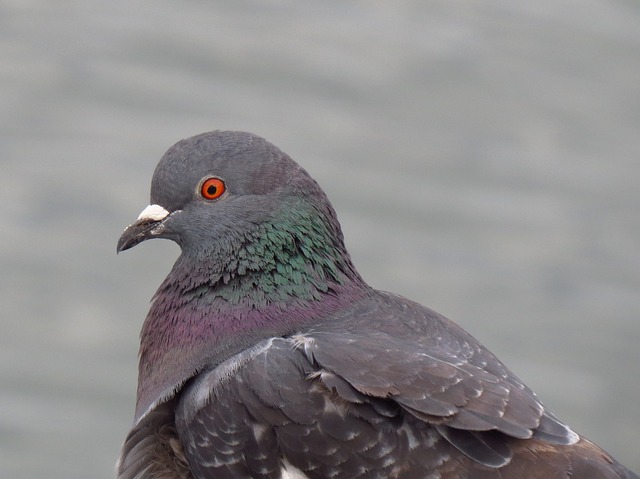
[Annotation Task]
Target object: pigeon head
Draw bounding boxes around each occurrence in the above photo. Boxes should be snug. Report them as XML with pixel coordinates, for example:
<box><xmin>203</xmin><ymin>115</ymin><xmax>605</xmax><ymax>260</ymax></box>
<box><xmin>118</xmin><ymin>131</ymin><xmax>324</xmax><ymax>253</ymax></box>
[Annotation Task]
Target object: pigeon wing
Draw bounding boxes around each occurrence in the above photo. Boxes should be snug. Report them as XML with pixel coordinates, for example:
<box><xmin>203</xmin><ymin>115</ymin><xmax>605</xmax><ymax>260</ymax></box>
<box><xmin>173</xmin><ymin>322</ymin><xmax>576</xmax><ymax>479</ymax></box>
<box><xmin>296</xmin><ymin>291</ymin><xmax>579</xmax><ymax>459</ymax></box>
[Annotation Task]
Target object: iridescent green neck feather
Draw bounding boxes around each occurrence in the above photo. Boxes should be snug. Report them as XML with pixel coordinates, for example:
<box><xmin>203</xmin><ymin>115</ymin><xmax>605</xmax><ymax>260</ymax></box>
<box><xmin>164</xmin><ymin>194</ymin><xmax>364</xmax><ymax>310</ymax></box>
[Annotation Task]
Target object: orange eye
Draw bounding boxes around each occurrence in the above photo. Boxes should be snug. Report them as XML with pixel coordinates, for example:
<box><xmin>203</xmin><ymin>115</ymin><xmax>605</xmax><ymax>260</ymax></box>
<box><xmin>200</xmin><ymin>177</ymin><xmax>226</xmax><ymax>200</ymax></box>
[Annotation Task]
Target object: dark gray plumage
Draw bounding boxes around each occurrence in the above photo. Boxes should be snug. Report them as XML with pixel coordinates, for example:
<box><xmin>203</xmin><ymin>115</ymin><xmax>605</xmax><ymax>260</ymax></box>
<box><xmin>116</xmin><ymin>131</ymin><xmax>638</xmax><ymax>479</ymax></box>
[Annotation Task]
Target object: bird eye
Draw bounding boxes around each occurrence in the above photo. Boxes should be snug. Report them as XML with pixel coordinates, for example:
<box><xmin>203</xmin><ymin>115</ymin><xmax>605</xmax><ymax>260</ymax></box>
<box><xmin>200</xmin><ymin>177</ymin><xmax>226</xmax><ymax>200</ymax></box>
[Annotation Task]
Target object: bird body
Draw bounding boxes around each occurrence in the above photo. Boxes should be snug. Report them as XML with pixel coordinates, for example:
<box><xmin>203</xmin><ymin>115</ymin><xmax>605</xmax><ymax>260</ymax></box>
<box><xmin>117</xmin><ymin>131</ymin><xmax>638</xmax><ymax>479</ymax></box>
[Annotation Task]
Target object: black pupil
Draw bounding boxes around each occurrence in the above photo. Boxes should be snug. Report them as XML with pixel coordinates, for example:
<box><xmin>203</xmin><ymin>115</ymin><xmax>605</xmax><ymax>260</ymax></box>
<box><xmin>206</xmin><ymin>184</ymin><xmax>217</xmax><ymax>196</ymax></box>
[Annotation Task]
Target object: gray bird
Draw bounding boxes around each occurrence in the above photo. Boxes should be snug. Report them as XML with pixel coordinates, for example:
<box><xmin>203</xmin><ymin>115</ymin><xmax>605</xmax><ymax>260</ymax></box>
<box><xmin>116</xmin><ymin>131</ymin><xmax>638</xmax><ymax>479</ymax></box>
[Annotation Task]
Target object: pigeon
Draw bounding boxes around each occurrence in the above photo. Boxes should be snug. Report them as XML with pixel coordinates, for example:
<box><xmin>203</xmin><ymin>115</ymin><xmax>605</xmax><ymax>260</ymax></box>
<box><xmin>116</xmin><ymin>130</ymin><xmax>638</xmax><ymax>479</ymax></box>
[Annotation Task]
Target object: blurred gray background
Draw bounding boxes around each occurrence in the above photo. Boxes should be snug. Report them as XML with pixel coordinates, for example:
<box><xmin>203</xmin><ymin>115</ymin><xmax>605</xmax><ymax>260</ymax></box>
<box><xmin>1</xmin><ymin>1</ymin><xmax>639</xmax><ymax>477</ymax></box>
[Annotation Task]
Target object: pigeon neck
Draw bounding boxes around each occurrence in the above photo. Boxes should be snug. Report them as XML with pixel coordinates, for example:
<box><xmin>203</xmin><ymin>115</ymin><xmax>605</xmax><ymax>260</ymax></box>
<box><xmin>134</xmin><ymin>199</ymin><xmax>369</xmax><ymax>421</ymax></box>
<box><xmin>170</xmin><ymin>198</ymin><xmax>365</xmax><ymax>307</ymax></box>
